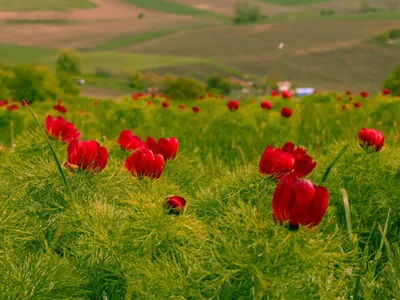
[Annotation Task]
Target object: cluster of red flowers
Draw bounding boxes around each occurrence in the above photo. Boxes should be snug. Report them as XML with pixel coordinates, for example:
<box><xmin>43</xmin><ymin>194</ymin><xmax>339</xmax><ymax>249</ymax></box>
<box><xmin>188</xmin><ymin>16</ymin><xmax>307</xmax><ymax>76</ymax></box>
<box><xmin>258</xmin><ymin>126</ymin><xmax>384</xmax><ymax>228</ymax></box>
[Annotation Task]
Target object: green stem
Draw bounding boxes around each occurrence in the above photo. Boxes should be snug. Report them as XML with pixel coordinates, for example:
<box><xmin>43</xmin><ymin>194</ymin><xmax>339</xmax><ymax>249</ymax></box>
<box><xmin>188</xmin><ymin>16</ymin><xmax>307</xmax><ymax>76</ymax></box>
<box><xmin>320</xmin><ymin>141</ymin><xmax>352</xmax><ymax>184</ymax></box>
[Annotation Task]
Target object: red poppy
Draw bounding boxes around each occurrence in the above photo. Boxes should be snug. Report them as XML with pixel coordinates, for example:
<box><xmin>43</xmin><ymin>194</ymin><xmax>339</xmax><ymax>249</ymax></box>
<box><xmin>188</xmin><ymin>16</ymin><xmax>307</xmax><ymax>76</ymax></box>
<box><xmin>132</xmin><ymin>92</ymin><xmax>144</xmax><ymax>101</ymax></box>
<box><xmin>337</xmin><ymin>96</ymin><xmax>342</xmax><ymax>101</ymax></box>
<box><xmin>6</xmin><ymin>104</ymin><xmax>18</xmax><ymax>111</ymax></box>
<box><xmin>164</xmin><ymin>195</ymin><xmax>186</xmax><ymax>214</ymax></box>
<box><xmin>227</xmin><ymin>100</ymin><xmax>239</xmax><ymax>111</ymax></box>
<box><xmin>259</xmin><ymin>142</ymin><xmax>316</xmax><ymax>179</ymax></box>
<box><xmin>345</xmin><ymin>90</ymin><xmax>352</xmax><ymax>96</ymax></box>
<box><xmin>358</xmin><ymin>128</ymin><xmax>384</xmax><ymax>152</ymax></box>
<box><xmin>146</xmin><ymin>100</ymin><xmax>152</xmax><ymax>106</ymax></box>
<box><xmin>65</xmin><ymin>140</ymin><xmax>108</xmax><ymax>172</ymax></box>
<box><xmin>124</xmin><ymin>148</ymin><xmax>164</xmax><ymax>179</ymax></box>
<box><xmin>281</xmin><ymin>107</ymin><xmax>293</xmax><ymax>118</ymax></box>
<box><xmin>162</xmin><ymin>102</ymin><xmax>170</xmax><ymax>108</ymax></box>
<box><xmin>45</xmin><ymin>115</ymin><xmax>81</xmax><ymax>143</ymax></box>
<box><xmin>260</xmin><ymin>101</ymin><xmax>273</xmax><ymax>110</ymax></box>
<box><xmin>360</xmin><ymin>91</ymin><xmax>368</xmax><ymax>98</ymax></box>
<box><xmin>54</xmin><ymin>100</ymin><xmax>67</xmax><ymax>114</ymax></box>
<box><xmin>207</xmin><ymin>92</ymin><xmax>213</xmax><ymax>98</ymax></box>
<box><xmin>382</xmin><ymin>88</ymin><xmax>390</xmax><ymax>96</ymax></box>
<box><xmin>145</xmin><ymin>136</ymin><xmax>178</xmax><ymax>160</ymax></box>
<box><xmin>0</xmin><ymin>100</ymin><xmax>8</xmax><ymax>106</ymax></box>
<box><xmin>270</xmin><ymin>90</ymin><xmax>279</xmax><ymax>97</ymax></box>
<box><xmin>341</xmin><ymin>105</ymin><xmax>347</xmax><ymax>110</ymax></box>
<box><xmin>192</xmin><ymin>106</ymin><xmax>200</xmax><ymax>113</ymax></box>
<box><xmin>198</xmin><ymin>96</ymin><xmax>204</xmax><ymax>100</ymax></box>
<box><xmin>272</xmin><ymin>174</ymin><xmax>329</xmax><ymax>228</ymax></box>
<box><xmin>281</xmin><ymin>90</ymin><xmax>292</xmax><ymax>99</ymax></box>
<box><xmin>116</xmin><ymin>130</ymin><xmax>145</xmax><ymax>152</ymax></box>
<box><xmin>178</xmin><ymin>104</ymin><xmax>186</xmax><ymax>110</ymax></box>
<box><xmin>353</xmin><ymin>101</ymin><xmax>361</xmax><ymax>108</ymax></box>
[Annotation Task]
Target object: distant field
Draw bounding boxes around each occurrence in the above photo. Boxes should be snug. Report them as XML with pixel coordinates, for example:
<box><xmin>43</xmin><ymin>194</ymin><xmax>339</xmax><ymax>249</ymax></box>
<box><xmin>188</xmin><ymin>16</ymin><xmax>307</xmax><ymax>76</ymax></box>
<box><xmin>260</xmin><ymin>0</ymin><xmax>330</xmax><ymax>5</ymax></box>
<box><xmin>0</xmin><ymin>0</ymin><xmax>96</xmax><ymax>11</ymax></box>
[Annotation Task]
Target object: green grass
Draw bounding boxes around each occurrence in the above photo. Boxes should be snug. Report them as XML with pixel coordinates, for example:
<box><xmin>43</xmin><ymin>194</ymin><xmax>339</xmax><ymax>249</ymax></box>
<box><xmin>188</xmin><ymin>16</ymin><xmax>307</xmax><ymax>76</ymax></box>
<box><xmin>3</xmin><ymin>19</ymin><xmax>77</xmax><ymax>25</ymax></box>
<box><xmin>0</xmin><ymin>0</ymin><xmax>96</xmax><ymax>11</ymax></box>
<box><xmin>270</xmin><ymin>11</ymin><xmax>400</xmax><ymax>22</ymax></box>
<box><xmin>0</xmin><ymin>91</ymin><xmax>399</xmax><ymax>298</ymax></box>
<box><xmin>259</xmin><ymin>0</ymin><xmax>331</xmax><ymax>5</ymax></box>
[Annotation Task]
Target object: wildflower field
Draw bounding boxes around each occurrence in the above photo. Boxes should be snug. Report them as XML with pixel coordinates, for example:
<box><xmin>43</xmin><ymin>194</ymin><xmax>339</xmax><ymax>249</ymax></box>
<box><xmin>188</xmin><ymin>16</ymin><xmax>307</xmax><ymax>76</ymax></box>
<box><xmin>0</xmin><ymin>90</ymin><xmax>399</xmax><ymax>299</ymax></box>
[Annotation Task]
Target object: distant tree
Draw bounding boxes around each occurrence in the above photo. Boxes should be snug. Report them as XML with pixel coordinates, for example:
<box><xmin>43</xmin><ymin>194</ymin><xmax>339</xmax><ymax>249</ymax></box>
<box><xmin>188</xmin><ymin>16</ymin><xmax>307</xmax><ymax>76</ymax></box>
<box><xmin>138</xmin><ymin>12</ymin><xmax>145</xmax><ymax>19</ymax></box>
<box><xmin>233</xmin><ymin>1</ymin><xmax>262</xmax><ymax>24</ymax></box>
<box><xmin>387</xmin><ymin>0</ymin><xmax>400</xmax><ymax>11</ymax></box>
<box><xmin>57</xmin><ymin>71</ymin><xmax>80</xmax><ymax>97</ymax></box>
<box><xmin>56</xmin><ymin>50</ymin><xmax>82</xmax><ymax>75</ymax></box>
<box><xmin>383</xmin><ymin>63</ymin><xmax>400</xmax><ymax>95</ymax></box>
<box><xmin>206</xmin><ymin>74</ymin><xmax>232</xmax><ymax>94</ymax></box>
<box><xmin>163</xmin><ymin>77</ymin><xmax>205</xmax><ymax>100</ymax></box>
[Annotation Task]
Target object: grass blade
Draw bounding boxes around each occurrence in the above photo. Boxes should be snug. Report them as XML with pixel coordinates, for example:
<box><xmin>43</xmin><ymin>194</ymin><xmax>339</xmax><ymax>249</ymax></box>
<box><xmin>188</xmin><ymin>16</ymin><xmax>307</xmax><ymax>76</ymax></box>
<box><xmin>341</xmin><ymin>188</ymin><xmax>353</xmax><ymax>242</ymax></box>
<box><xmin>320</xmin><ymin>141</ymin><xmax>351</xmax><ymax>184</ymax></box>
<box><xmin>24</xmin><ymin>103</ymin><xmax>73</xmax><ymax>199</ymax></box>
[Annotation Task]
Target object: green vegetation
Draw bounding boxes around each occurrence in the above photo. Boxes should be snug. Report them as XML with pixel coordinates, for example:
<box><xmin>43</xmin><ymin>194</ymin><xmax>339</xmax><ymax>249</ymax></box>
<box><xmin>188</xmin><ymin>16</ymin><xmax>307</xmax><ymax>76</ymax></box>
<box><xmin>4</xmin><ymin>19</ymin><xmax>77</xmax><ymax>25</ymax></box>
<box><xmin>376</xmin><ymin>28</ymin><xmax>400</xmax><ymax>43</ymax></box>
<box><xmin>0</xmin><ymin>86</ymin><xmax>399</xmax><ymax>298</ymax></box>
<box><xmin>382</xmin><ymin>63</ymin><xmax>400</xmax><ymax>95</ymax></box>
<box><xmin>56</xmin><ymin>50</ymin><xmax>82</xmax><ymax>75</ymax></box>
<box><xmin>233</xmin><ymin>1</ymin><xmax>265</xmax><ymax>24</ymax></box>
<box><xmin>163</xmin><ymin>76</ymin><xmax>206</xmax><ymax>100</ymax></box>
<box><xmin>0</xmin><ymin>0</ymin><xmax>96</xmax><ymax>11</ymax></box>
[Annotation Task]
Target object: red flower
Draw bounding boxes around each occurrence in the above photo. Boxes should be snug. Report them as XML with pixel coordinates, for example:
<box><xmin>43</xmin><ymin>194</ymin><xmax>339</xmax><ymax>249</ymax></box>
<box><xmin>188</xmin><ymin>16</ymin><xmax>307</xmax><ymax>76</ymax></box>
<box><xmin>132</xmin><ymin>92</ymin><xmax>144</xmax><ymax>101</ymax></box>
<box><xmin>227</xmin><ymin>100</ymin><xmax>239</xmax><ymax>111</ymax></box>
<box><xmin>65</xmin><ymin>140</ymin><xmax>108</xmax><ymax>172</ymax></box>
<box><xmin>360</xmin><ymin>91</ymin><xmax>368</xmax><ymax>98</ymax></box>
<box><xmin>146</xmin><ymin>100</ymin><xmax>152</xmax><ymax>106</ymax></box>
<box><xmin>207</xmin><ymin>92</ymin><xmax>213</xmax><ymax>98</ymax></box>
<box><xmin>198</xmin><ymin>96</ymin><xmax>204</xmax><ymax>100</ymax></box>
<box><xmin>220</xmin><ymin>95</ymin><xmax>225</xmax><ymax>99</ymax></box>
<box><xmin>337</xmin><ymin>96</ymin><xmax>342</xmax><ymax>101</ymax></box>
<box><xmin>54</xmin><ymin>101</ymin><xmax>67</xmax><ymax>114</ymax></box>
<box><xmin>145</xmin><ymin>136</ymin><xmax>178</xmax><ymax>160</ymax></box>
<box><xmin>260</xmin><ymin>101</ymin><xmax>273</xmax><ymax>110</ymax></box>
<box><xmin>272</xmin><ymin>174</ymin><xmax>329</xmax><ymax>228</ymax></box>
<box><xmin>6</xmin><ymin>104</ymin><xmax>18</xmax><ymax>111</ymax></box>
<box><xmin>178</xmin><ymin>104</ymin><xmax>186</xmax><ymax>110</ymax></box>
<box><xmin>281</xmin><ymin>107</ymin><xmax>293</xmax><ymax>118</ymax></box>
<box><xmin>353</xmin><ymin>101</ymin><xmax>361</xmax><ymax>108</ymax></box>
<box><xmin>162</xmin><ymin>102</ymin><xmax>170</xmax><ymax>108</ymax></box>
<box><xmin>12</xmin><ymin>98</ymin><xmax>17</xmax><ymax>103</ymax></box>
<box><xmin>270</xmin><ymin>90</ymin><xmax>279</xmax><ymax>97</ymax></box>
<box><xmin>116</xmin><ymin>130</ymin><xmax>145</xmax><ymax>152</ymax></box>
<box><xmin>124</xmin><ymin>148</ymin><xmax>164</xmax><ymax>179</ymax></box>
<box><xmin>93</xmin><ymin>101</ymin><xmax>98</xmax><ymax>106</ymax></box>
<box><xmin>341</xmin><ymin>105</ymin><xmax>347</xmax><ymax>110</ymax></box>
<box><xmin>164</xmin><ymin>195</ymin><xmax>186</xmax><ymax>214</ymax></box>
<box><xmin>259</xmin><ymin>142</ymin><xmax>316</xmax><ymax>179</ymax></box>
<box><xmin>158</xmin><ymin>93</ymin><xmax>164</xmax><ymax>98</ymax></box>
<box><xmin>358</xmin><ymin>128</ymin><xmax>384</xmax><ymax>152</ymax></box>
<box><xmin>345</xmin><ymin>90</ymin><xmax>352</xmax><ymax>96</ymax></box>
<box><xmin>313</xmin><ymin>90</ymin><xmax>317</xmax><ymax>94</ymax></box>
<box><xmin>192</xmin><ymin>106</ymin><xmax>200</xmax><ymax>113</ymax></box>
<box><xmin>152</xmin><ymin>93</ymin><xmax>157</xmax><ymax>98</ymax></box>
<box><xmin>45</xmin><ymin>115</ymin><xmax>81</xmax><ymax>143</ymax></box>
<box><xmin>281</xmin><ymin>90</ymin><xmax>292</xmax><ymax>99</ymax></box>
<box><xmin>348</xmin><ymin>96</ymin><xmax>352</xmax><ymax>101</ymax></box>
<box><xmin>382</xmin><ymin>88</ymin><xmax>390</xmax><ymax>96</ymax></box>
<box><xmin>0</xmin><ymin>100</ymin><xmax>8</xmax><ymax>106</ymax></box>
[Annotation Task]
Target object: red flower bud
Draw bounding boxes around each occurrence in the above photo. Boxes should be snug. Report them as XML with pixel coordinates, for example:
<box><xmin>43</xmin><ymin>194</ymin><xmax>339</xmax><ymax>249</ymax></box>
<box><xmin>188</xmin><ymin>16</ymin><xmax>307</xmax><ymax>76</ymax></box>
<box><xmin>46</xmin><ymin>115</ymin><xmax>81</xmax><ymax>143</ymax></box>
<box><xmin>124</xmin><ymin>148</ymin><xmax>164</xmax><ymax>179</ymax></box>
<box><xmin>164</xmin><ymin>195</ymin><xmax>186</xmax><ymax>214</ymax></box>
<box><xmin>358</xmin><ymin>128</ymin><xmax>384</xmax><ymax>152</ymax></box>
<box><xmin>66</xmin><ymin>140</ymin><xmax>108</xmax><ymax>172</ymax></box>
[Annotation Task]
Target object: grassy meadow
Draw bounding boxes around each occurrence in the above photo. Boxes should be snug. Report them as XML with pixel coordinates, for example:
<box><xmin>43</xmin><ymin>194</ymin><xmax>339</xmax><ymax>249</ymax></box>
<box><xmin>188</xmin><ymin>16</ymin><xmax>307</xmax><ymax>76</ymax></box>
<box><xmin>0</xmin><ymin>0</ymin><xmax>96</xmax><ymax>11</ymax></box>
<box><xmin>0</xmin><ymin>91</ymin><xmax>399</xmax><ymax>299</ymax></box>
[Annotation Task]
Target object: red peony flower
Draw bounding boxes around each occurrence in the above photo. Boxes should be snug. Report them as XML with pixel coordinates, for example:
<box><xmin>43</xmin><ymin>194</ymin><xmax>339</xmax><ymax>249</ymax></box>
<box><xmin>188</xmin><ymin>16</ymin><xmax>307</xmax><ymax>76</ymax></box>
<box><xmin>259</xmin><ymin>142</ymin><xmax>316</xmax><ymax>179</ymax></box>
<box><xmin>270</xmin><ymin>90</ymin><xmax>279</xmax><ymax>97</ymax></box>
<box><xmin>132</xmin><ymin>92</ymin><xmax>144</xmax><ymax>101</ymax></box>
<box><xmin>178</xmin><ymin>104</ymin><xmax>186</xmax><ymax>110</ymax></box>
<box><xmin>227</xmin><ymin>100</ymin><xmax>239</xmax><ymax>111</ymax></box>
<box><xmin>382</xmin><ymin>88</ymin><xmax>390</xmax><ymax>96</ymax></box>
<box><xmin>145</xmin><ymin>136</ymin><xmax>178</xmax><ymax>160</ymax></box>
<box><xmin>164</xmin><ymin>195</ymin><xmax>186</xmax><ymax>214</ymax></box>
<box><xmin>93</xmin><ymin>101</ymin><xmax>98</xmax><ymax>106</ymax></box>
<box><xmin>54</xmin><ymin>100</ymin><xmax>67</xmax><ymax>113</ymax></box>
<box><xmin>337</xmin><ymin>96</ymin><xmax>342</xmax><ymax>101</ymax></box>
<box><xmin>358</xmin><ymin>128</ymin><xmax>384</xmax><ymax>152</ymax></box>
<box><xmin>198</xmin><ymin>96</ymin><xmax>204</xmax><ymax>100</ymax></box>
<box><xmin>65</xmin><ymin>140</ymin><xmax>108</xmax><ymax>172</ymax></box>
<box><xmin>353</xmin><ymin>101</ymin><xmax>361</xmax><ymax>108</ymax></box>
<box><xmin>6</xmin><ymin>104</ymin><xmax>19</xmax><ymax>111</ymax></box>
<box><xmin>281</xmin><ymin>90</ymin><xmax>292</xmax><ymax>99</ymax></box>
<box><xmin>162</xmin><ymin>102</ymin><xmax>170</xmax><ymax>108</ymax></box>
<box><xmin>341</xmin><ymin>105</ymin><xmax>347</xmax><ymax>110</ymax></box>
<box><xmin>0</xmin><ymin>100</ymin><xmax>8</xmax><ymax>106</ymax></box>
<box><xmin>146</xmin><ymin>100</ymin><xmax>152</xmax><ymax>106</ymax></box>
<box><xmin>152</xmin><ymin>93</ymin><xmax>157</xmax><ymax>98</ymax></box>
<box><xmin>192</xmin><ymin>106</ymin><xmax>200</xmax><ymax>113</ymax></box>
<box><xmin>260</xmin><ymin>101</ymin><xmax>273</xmax><ymax>110</ymax></box>
<box><xmin>360</xmin><ymin>91</ymin><xmax>368</xmax><ymax>98</ymax></box>
<box><xmin>124</xmin><ymin>148</ymin><xmax>164</xmax><ymax>179</ymax></box>
<box><xmin>116</xmin><ymin>130</ymin><xmax>145</xmax><ymax>152</ymax></box>
<box><xmin>45</xmin><ymin>115</ymin><xmax>81</xmax><ymax>143</ymax></box>
<box><xmin>272</xmin><ymin>174</ymin><xmax>329</xmax><ymax>228</ymax></box>
<box><xmin>345</xmin><ymin>90</ymin><xmax>352</xmax><ymax>96</ymax></box>
<box><xmin>281</xmin><ymin>107</ymin><xmax>293</xmax><ymax>118</ymax></box>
